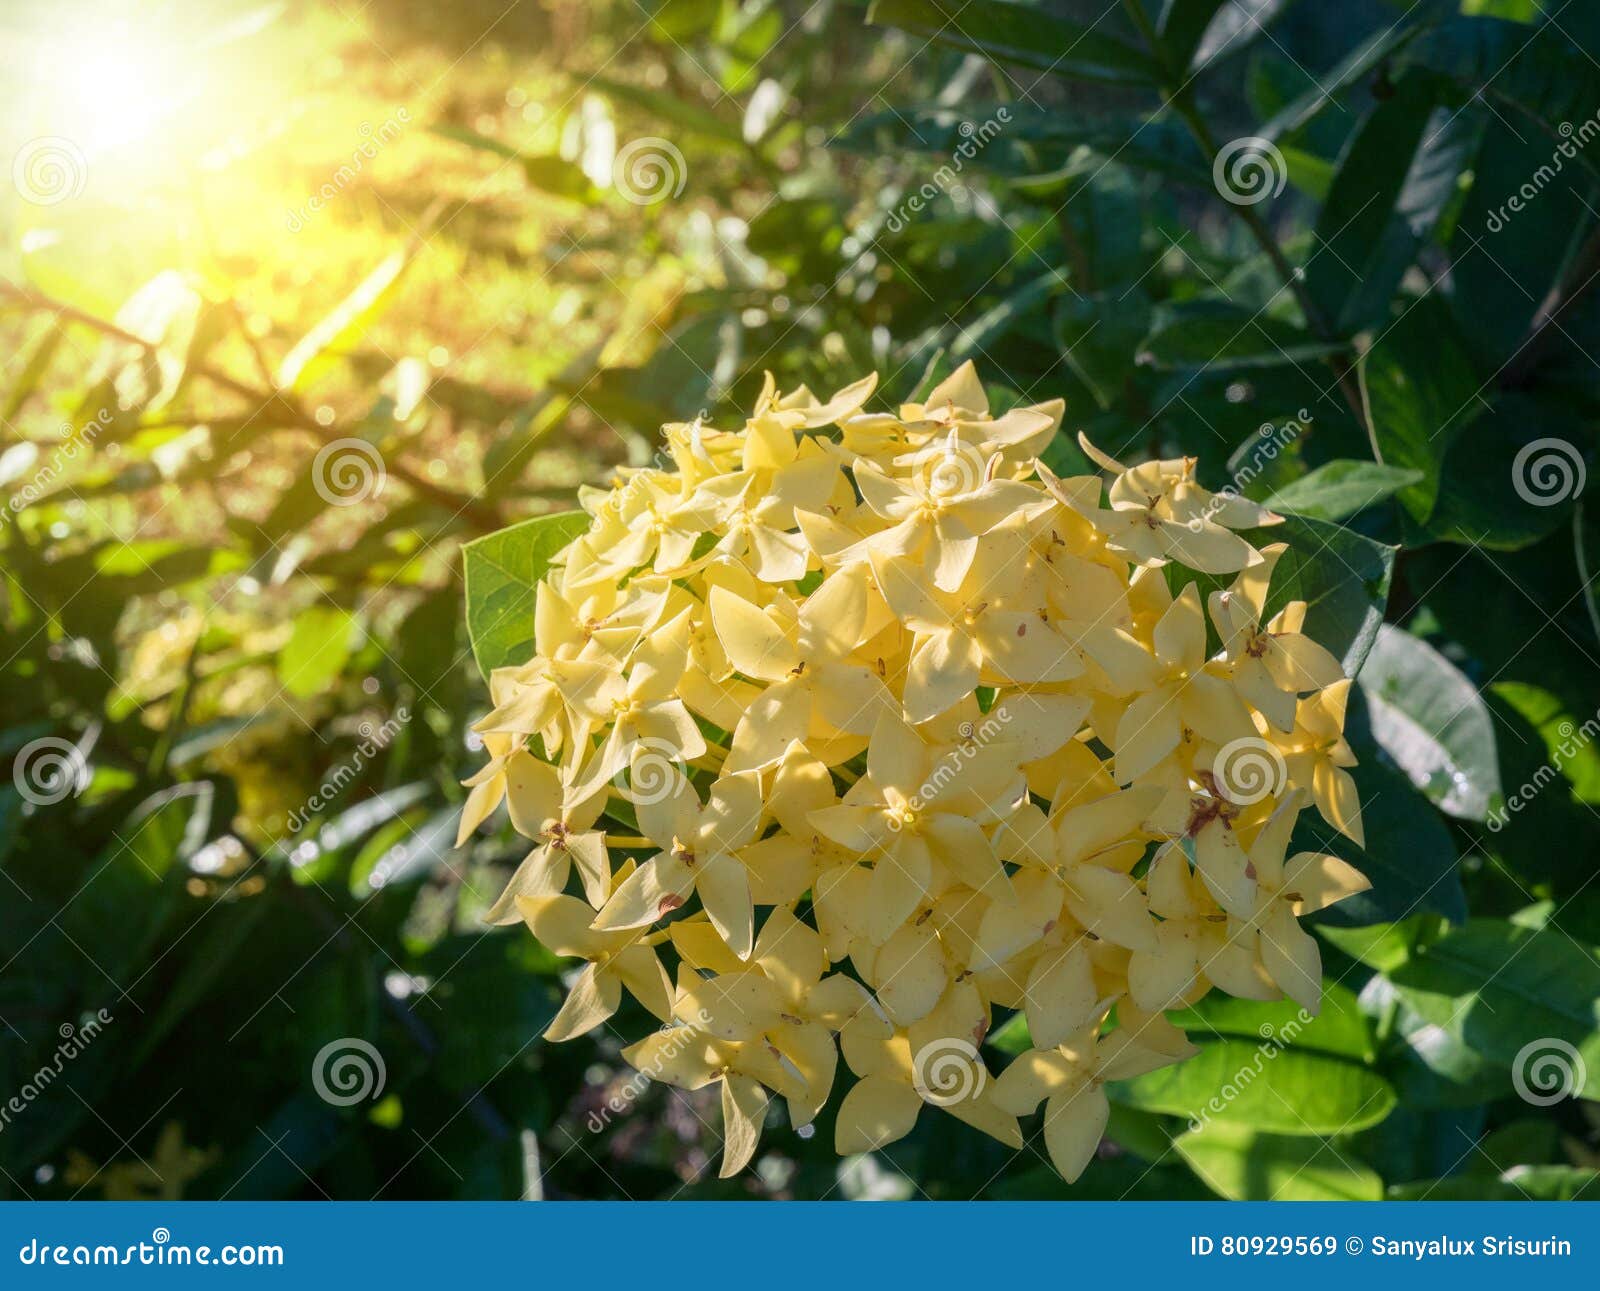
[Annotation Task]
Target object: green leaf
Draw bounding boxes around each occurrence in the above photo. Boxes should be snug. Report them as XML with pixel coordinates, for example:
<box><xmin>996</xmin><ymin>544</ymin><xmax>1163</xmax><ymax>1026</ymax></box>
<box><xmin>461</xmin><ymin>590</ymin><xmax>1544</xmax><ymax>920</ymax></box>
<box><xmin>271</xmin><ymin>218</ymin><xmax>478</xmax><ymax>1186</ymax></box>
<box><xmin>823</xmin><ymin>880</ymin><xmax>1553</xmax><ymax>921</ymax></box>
<box><xmin>1174</xmin><ymin>1121</ymin><xmax>1384</xmax><ymax>1199</ymax></box>
<box><xmin>865</xmin><ymin>0</ymin><xmax>1158</xmax><ymax>86</ymax></box>
<box><xmin>430</xmin><ymin>124</ymin><xmax>598</xmax><ymax>201</ymax></box>
<box><xmin>1447</xmin><ymin>117</ymin><xmax>1596</xmax><ymax>369</ymax></box>
<box><xmin>1261</xmin><ymin>19</ymin><xmax>1430</xmax><ymax>141</ymax></box>
<box><xmin>1360</xmin><ymin>295</ymin><xmax>1483</xmax><ymax>522</ymax></box>
<box><xmin>1162</xmin><ymin>0</ymin><xmax>1293</xmax><ymax>72</ymax></box>
<box><xmin>1250</xmin><ymin>513</ymin><xmax>1396</xmax><ymax>675</ymax></box>
<box><xmin>834</xmin><ymin>105</ymin><xmax>1213</xmax><ymax>188</ymax></box>
<box><xmin>1299</xmin><ymin>756</ymin><xmax>1467</xmax><ymax>928</ymax></box>
<box><xmin>1405</xmin><ymin>16</ymin><xmax>1600</xmax><ymax>175</ymax></box>
<box><xmin>1168</xmin><ymin>984</ymin><xmax>1375</xmax><ymax>1061</ymax></box>
<box><xmin>1263</xmin><ymin>459</ymin><xmax>1422</xmax><ymax>521</ymax></box>
<box><xmin>1357</xmin><ymin>623</ymin><xmax>1502</xmax><ymax>821</ymax></box>
<box><xmin>1420</xmin><ymin>394</ymin><xmax>1585</xmax><ymax>549</ymax></box>
<box><xmin>1138</xmin><ymin>303</ymin><xmax>1348</xmax><ymax>373</ymax></box>
<box><xmin>1305</xmin><ymin>78</ymin><xmax>1479</xmax><ymax>334</ymax></box>
<box><xmin>1386</xmin><ymin>919</ymin><xmax>1600</xmax><ymax>1099</ymax></box>
<box><xmin>1055</xmin><ymin>291</ymin><xmax>1153</xmax><ymax>410</ymax></box>
<box><xmin>586</xmin><ymin>74</ymin><xmax>747</xmax><ymax>148</ymax></box>
<box><xmin>1114</xmin><ymin>1039</ymin><xmax>1395</xmax><ymax>1134</ymax></box>
<box><xmin>1389</xmin><ymin>1166</ymin><xmax>1600</xmax><ymax>1200</ymax></box>
<box><xmin>278</xmin><ymin>606</ymin><xmax>358</xmax><ymax>701</ymax></box>
<box><xmin>65</xmin><ymin>782</ymin><xmax>216</xmax><ymax>981</ymax></box>
<box><xmin>464</xmin><ymin>511</ymin><xmax>590</xmax><ymax>680</ymax></box>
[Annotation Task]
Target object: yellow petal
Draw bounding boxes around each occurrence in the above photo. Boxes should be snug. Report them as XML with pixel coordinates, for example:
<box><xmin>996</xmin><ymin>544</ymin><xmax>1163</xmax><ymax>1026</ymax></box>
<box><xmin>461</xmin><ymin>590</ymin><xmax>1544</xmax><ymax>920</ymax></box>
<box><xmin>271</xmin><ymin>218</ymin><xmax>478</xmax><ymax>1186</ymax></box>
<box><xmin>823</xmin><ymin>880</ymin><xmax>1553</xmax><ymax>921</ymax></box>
<box><xmin>834</xmin><ymin>1074</ymin><xmax>922</xmax><ymax>1155</ymax></box>
<box><xmin>719</xmin><ymin>1073</ymin><xmax>770</xmax><ymax>1177</ymax></box>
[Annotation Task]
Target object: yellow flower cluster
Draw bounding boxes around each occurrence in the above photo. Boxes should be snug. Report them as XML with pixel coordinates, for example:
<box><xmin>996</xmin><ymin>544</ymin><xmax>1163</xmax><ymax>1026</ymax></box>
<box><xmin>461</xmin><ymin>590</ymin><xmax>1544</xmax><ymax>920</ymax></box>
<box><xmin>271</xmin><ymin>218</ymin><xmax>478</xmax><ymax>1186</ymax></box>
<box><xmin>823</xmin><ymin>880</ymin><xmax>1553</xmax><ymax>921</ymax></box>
<box><xmin>457</xmin><ymin>363</ymin><xmax>1371</xmax><ymax>1182</ymax></box>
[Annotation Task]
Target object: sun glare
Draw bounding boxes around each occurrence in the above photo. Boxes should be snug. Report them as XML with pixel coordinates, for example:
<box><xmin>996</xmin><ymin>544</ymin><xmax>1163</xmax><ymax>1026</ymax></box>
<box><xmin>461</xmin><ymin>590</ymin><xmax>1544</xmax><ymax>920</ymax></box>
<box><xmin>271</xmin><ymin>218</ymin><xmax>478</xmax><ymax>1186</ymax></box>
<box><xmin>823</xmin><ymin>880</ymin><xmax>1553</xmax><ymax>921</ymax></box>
<box><xmin>24</xmin><ymin>27</ymin><xmax>200</xmax><ymax>157</ymax></box>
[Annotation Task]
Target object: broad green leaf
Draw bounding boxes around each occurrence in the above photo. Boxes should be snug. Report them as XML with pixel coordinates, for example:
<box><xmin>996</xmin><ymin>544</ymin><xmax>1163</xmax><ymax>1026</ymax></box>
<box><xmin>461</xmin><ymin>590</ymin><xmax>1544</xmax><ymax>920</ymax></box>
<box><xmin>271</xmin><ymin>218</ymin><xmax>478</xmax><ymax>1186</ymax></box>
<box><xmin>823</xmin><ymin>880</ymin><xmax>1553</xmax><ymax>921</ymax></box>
<box><xmin>866</xmin><ymin>0</ymin><xmax>1158</xmax><ymax>86</ymax></box>
<box><xmin>1405</xmin><ymin>16</ymin><xmax>1600</xmax><ymax>176</ymax></box>
<box><xmin>89</xmin><ymin>271</ymin><xmax>210</xmax><ymax>415</ymax></box>
<box><xmin>1164</xmin><ymin>0</ymin><xmax>1293</xmax><ymax>72</ymax></box>
<box><xmin>1055</xmin><ymin>290</ymin><xmax>1152</xmax><ymax>410</ymax></box>
<box><xmin>1138</xmin><ymin>303</ymin><xmax>1347</xmax><ymax>373</ymax></box>
<box><xmin>1422</xmin><ymin>396</ymin><xmax>1584</xmax><ymax>550</ymax></box>
<box><xmin>352</xmin><ymin>807</ymin><xmax>460</xmax><ymax>895</ymax></box>
<box><xmin>1389</xmin><ymin>1166</ymin><xmax>1600</xmax><ymax>1200</ymax></box>
<box><xmin>1357</xmin><ymin>623</ymin><xmax>1502</xmax><ymax>820</ymax></box>
<box><xmin>1262</xmin><ymin>18</ymin><xmax>1430</xmax><ymax>140</ymax></box>
<box><xmin>1299</xmin><ymin>756</ymin><xmax>1467</xmax><ymax>928</ymax></box>
<box><xmin>1447</xmin><ymin>117</ymin><xmax>1595</xmax><ymax>369</ymax></box>
<box><xmin>833</xmin><ymin>105</ymin><xmax>1213</xmax><ymax>188</ymax></box>
<box><xmin>1305</xmin><ymin>77</ymin><xmax>1479</xmax><ymax>334</ymax></box>
<box><xmin>1491</xmin><ymin>680</ymin><xmax>1600</xmax><ymax>805</ymax></box>
<box><xmin>464</xmin><ymin>511</ymin><xmax>589</xmax><ymax>680</ymax></box>
<box><xmin>1386</xmin><ymin>919</ymin><xmax>1600</xmax><ymax>1099</ymax></box>
<box><xmin>1250</xmin><ymin>513</ymin><xmax>1396</xmax><ymax>675</ymax></box>
<box><xmin>1174</xmin><ymin>1121</ymin><xmax>1384</xmax><ymax>1199</ymax></box>
<box><xmin>1264</xmin><ymin>459</ymin><xmax>1422</xmax><ymax>521</ymax></box>
<box><xmin>1360</xmin><ymin>295</ymin><xmax>1482</xmax><ymax>522</ymax></box>
<box><xmin>1168</xmin><ymin>984</ymin><xmax>1374</xmax><ymax>1061</ymax></box>
<box><xmin>1114</xmin><ymin>1039</ymin><xmax>1395</xmax><ymax>1134</ymax></box>
<box><xmin>278</xmin><ymin>606</ymin><xmax>358</xmax><ymax>701</ymax></box>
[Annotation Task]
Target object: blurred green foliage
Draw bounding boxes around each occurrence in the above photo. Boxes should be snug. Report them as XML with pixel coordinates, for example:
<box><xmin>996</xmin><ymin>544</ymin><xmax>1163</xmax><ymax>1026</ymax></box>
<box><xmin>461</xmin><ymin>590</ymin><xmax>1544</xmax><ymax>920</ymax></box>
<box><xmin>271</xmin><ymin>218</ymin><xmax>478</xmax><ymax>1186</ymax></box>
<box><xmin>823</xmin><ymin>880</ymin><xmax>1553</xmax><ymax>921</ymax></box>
<box><xmin>3</xmin><ymin>0</ymin><xmax>1600</xmax><ymax>1200</ymax></box>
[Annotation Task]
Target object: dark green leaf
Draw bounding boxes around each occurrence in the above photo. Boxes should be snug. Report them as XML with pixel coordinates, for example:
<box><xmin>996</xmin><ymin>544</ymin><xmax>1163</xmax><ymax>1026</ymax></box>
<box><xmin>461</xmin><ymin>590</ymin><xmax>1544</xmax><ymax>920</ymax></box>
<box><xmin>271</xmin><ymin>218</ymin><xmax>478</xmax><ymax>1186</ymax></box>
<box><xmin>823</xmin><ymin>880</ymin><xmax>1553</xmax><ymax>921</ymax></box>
<box><xmin>1263</xmin><ymin>459</ymin><xmax>1422</xmax><ymax>521</ymax></box>
<box><xmin>866</xmin><ymin>0</ymin><xmax>1158</xmax><ymax>86</ymax></box>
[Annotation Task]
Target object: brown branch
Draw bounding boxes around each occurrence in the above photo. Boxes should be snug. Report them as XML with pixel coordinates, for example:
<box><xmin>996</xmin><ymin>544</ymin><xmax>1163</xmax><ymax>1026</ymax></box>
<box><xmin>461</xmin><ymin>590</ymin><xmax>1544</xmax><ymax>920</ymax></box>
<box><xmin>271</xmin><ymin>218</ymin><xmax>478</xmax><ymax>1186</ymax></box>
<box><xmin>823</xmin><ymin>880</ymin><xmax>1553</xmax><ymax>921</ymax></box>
<box><xmin>0</xmin><ymin>281</ymin><xmax>508</xmax><ymax>532</ymax></box>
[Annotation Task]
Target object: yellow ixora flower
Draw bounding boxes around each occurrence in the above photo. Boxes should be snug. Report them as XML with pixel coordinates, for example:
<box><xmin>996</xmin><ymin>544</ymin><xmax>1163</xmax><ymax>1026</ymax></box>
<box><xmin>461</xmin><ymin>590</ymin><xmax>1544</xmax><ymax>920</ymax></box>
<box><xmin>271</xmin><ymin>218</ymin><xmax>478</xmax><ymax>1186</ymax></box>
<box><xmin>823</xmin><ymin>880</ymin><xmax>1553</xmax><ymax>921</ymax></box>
<box><xmin>458</xmin><ymin>364</ymin><xmax>1374</xmax><ymax>1185</ymax></box>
